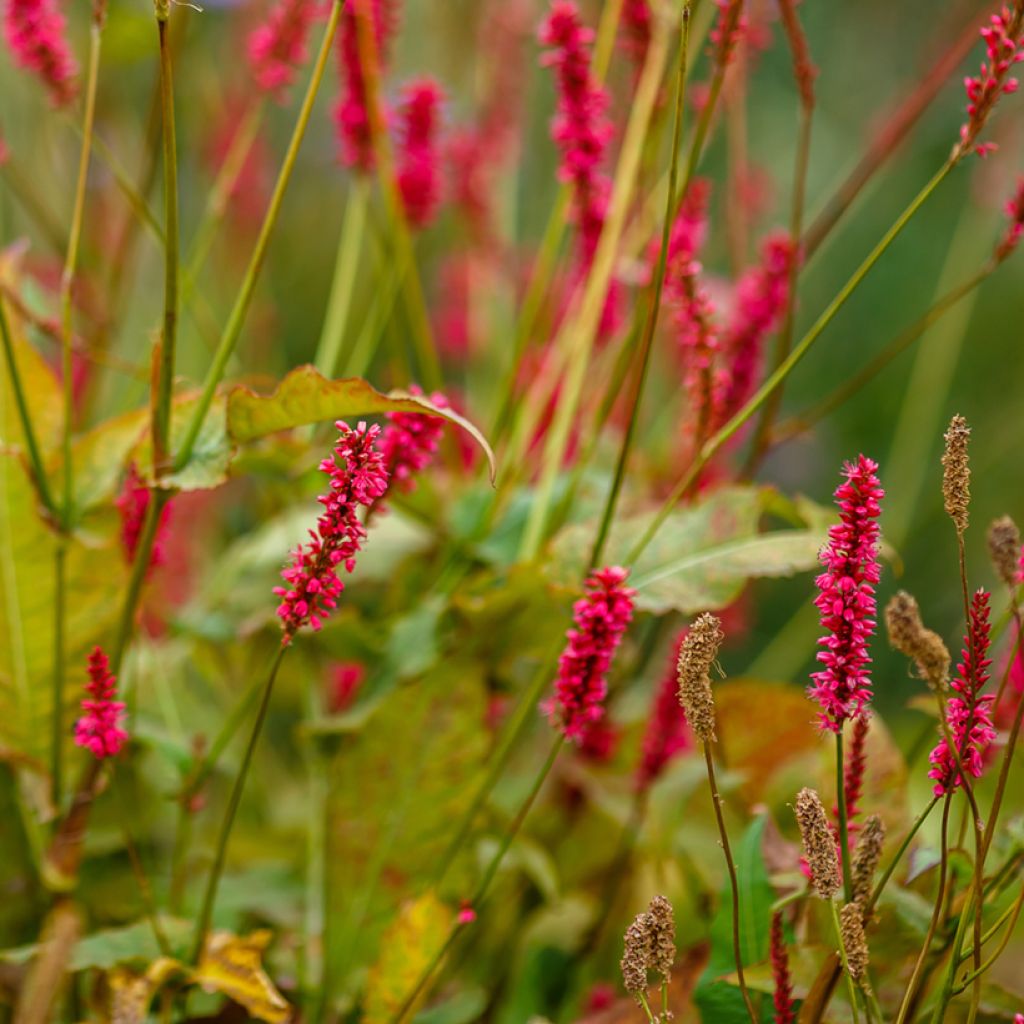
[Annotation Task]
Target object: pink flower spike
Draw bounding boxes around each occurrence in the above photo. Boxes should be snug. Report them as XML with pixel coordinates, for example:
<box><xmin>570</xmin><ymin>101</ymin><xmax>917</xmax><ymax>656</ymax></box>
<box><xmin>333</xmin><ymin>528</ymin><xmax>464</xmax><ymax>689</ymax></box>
<box><xmin>74</xmin><ymin>647</ymin><xmax>127</xmax><ymax>760</ymax></box>
<box><xmin>929</xmin><ymin>590</ymin><xmax>996</xmax><ymax>795</ymax></box>
<box><xmin>620</xmin><ymin>0</ymin><xmax>651</xmax><ymax>67</ymax></box>
<box><xmin>635</xmin><ymin>630</ymin><xmax>693</xmax><ymax>791</ymax></box>
<box><xmin>247</xmin><ymin>0</ymin><xmax>318</xmax><ymax>101</ymax></box>
<box><xmin>378</xmin><ymin>386</ymin><xmax>447</xmax><ymax>492</ymax></box>
<box><xmin>709</xmin><ymin>0</ymin><xmax>748</xmax><ymax>68</ymax></box>
<box><xmin>3</xmin><ymin>0</ymin><xmax>78</xmax><ymax>106</ymax></box>
<box><xmin>958</xmin><ymin>4</ymin><xmax>1024</xmax><ymax>158</ymax></box>
<box><xmin>809</xmin><ymin>455</ymin><xmax>884</xmax><ymax>733</ymax></box>
<box><xmin>457</xmin><ymin>901</ymin><xmax>477</xmax><ymax>925</ymax></box>
<box><xmin>116</xmin><ymin>463</ymin><xmax>173</xmax><ymax>572</ymax></box>
<box><xmin>996</xmin><ymin>177</ymin><xmax>1024</xmax><ymax>261</ymax></box>
<box><xmin>275</xmin><ymin>421</ymin><xmax>389</xmax><ymax>640</ymax></box>
<box><xmin>542</xmin><ymin>566</ymin><xmax>635</xmax><ymax>742</ymax></box>
<box><xmin>396</xmin><ymin>78</ymin><xmax>444</xmax><ymax>229</ymax></box>
<box><xmin>770</xmin><ymin>911</ymin><xmax>795</xmax><ymax>1024</ymax></box>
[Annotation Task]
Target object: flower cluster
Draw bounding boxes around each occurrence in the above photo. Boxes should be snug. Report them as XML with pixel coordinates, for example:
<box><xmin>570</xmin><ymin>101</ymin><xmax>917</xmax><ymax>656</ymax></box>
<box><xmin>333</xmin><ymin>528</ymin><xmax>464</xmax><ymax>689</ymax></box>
<box><xmin>335</xmin><ymin>0</ymin><xmax>396</xmax><ymax>170</ymax></box>
<box><xmin>770</xmin><ymin>911</ymin><xmax>795</xmax><ymax>1024</ymax></box>
<box><xmin>543</xmin><ymin>566</ymin><xmax>635</xmax><ymax>742</ymax></box>
<box><xmin>635</xmin><ymin>631</ymin><xmax>693</xmax><ymax>791</ymax></box>
<box><xmin>709</xmin><ymin>0</ymin><xmax>748</xmax><ymax>68</ymax></box>
<box><xmin>720</xmin><ymin>232</ymin><xmax>794</xmax><ymax>420</ymax></box>
<box><xmin>275</xmin><ymin>422</ymin><xmax>389</xmax><ymax>639</ymax></box>
<box><xmin>396</xmin><ymin>78</ymin><xmax>444</xmax><ymax>229</ymax></box>
<box><xmin>620</xmin><ymin>0</ymin><xmax>651</xmax><ymax>67</ymax></box>
<box><xmin>928</xmin><ymin>589</ymin><xmax>996</xmax><ymax>794</ymax></box>
<box><xmin>996</xmin><ymin>177</ymin><xmax>1024</xmax><ymax>262</ymax></box>
<box><xmin>378</xmin><ymin>389</ymin><xmax>447</xmax><ymax>491</ymax></box>
<box><xmin>74</xmin><ymin>647</ymin><xmax>127</xmax><ymax>760</ymax></box>
<box><xmin>958</xmin><ymin>3</ymin><xmax>1024</xmax><ymax>158</ymax></box>
<box><xmin>247</xmin><ymin>0</ymin><xmax>317</xmax><ymax>100</ymax></box>
<box><xmin>116</xmin><ymin>463</ymin><xmax>172</xmax><ymax>570</ymax></box>
<box><xmin>809</xmin><ymin>455</ymin><xmax>884</xmax><ymax>732</ymax></box>
<box><xmin>2</xmin><ymin>0</ymin><xmax>77</xmax><ymax>106</ymax></box>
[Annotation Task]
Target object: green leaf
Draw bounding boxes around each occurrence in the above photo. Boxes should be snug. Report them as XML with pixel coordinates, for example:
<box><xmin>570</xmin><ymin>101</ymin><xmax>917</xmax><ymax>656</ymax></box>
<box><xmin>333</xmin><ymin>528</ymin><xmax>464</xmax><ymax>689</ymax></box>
<box><xmin>413</xmin><ymin>987</ymin><xmax>487</xmax><ymax>1024</ymax></box>
<box><xmin>693</xmin><ymin>814</ymin><xmax>773</xmax><ymax>1024</ymax></box>
<box><xmin>0</xmin><ymin>456</ymin><xmax>127</xmax><ymax>765</ymax></box>
<box><xmin>550</xmin><ymin>486</ymin><xmax>825</xmax><ymax>615</ymax></box>
<box><xmin>225</xmin><ymin>366</ymin><xmax>496</xmax><ymax>482</ymax></box>
<box><xmin>136</xmin><ymin>394</ymin><xmax>232</xmax><ymax>492</ymax></box>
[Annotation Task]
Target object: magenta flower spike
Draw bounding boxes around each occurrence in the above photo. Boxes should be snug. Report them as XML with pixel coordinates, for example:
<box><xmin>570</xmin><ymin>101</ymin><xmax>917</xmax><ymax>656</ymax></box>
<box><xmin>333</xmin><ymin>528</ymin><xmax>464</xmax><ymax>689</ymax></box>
<box><xmin>3</xmin><ymin>0</ymin><xmax>77</xmax><ymax>106</ymax></box>
<box><xmin>396</xmin><ymin>78</ymin><xmax>444</xmax><ymax>229</ymax></box>
<box><xmin>378</xmin><ymin>387</ymin><xmax>447</xmax><ymax>491</ymax></box>
<box><xmin>74</xmin><ymin>647</ymin><xmax>127</xmax><ymax>760</ymax></box>
<box><xmin>247</xmin><ymin>0</ymin><xmax>318</xmax><ymax>101</ymax></box>
<box><xmin>996</xmin><ymin>177</ymin><xmax>1024</xmax><ymax>261</ymax></box>
<box><xmin>809</xmin><ymin>455</ymin><xmax>884</xmax><ymax>732</ymax></box>
<box><xmin>928</xmin><ymin>589</ymin><xmax>996</xmax><ymax>794</ymax></box>
<box><xmin>275</xmin><ymin>421</ymin><xmax>389</xmax><ymax>640</ymax></box>
<box><xmin>116</xmin><ymin>463</ymin><xmax>172</xmax><ymax>570</ymax></box>
<box><xmin>543</xmin><ymin>566</ymin><xmax>635</xmax><ymax>743</ymax></box>
<box><xmin>635</xmin><ymin>630</ymin><xmax>693</xmax><ymax>791</ymax></box>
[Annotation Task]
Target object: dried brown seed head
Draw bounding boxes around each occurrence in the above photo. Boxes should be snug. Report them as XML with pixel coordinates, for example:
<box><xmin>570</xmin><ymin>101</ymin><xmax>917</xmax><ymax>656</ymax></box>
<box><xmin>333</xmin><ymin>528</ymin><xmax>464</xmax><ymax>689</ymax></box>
<box><xmin>885</xmin><ymin>591</ymin><xmax>950</xmax><ymax>690</ymax></box>
<box><xmin>988</xmin><ymin>515</ymin><xmax>1022</xmax><ymax>588</ymax></box>
<box><xmin>647</xmin><ymin>894</ymin><xmax>676</xmax><ymax>981</ymax></box>
<box><xmin>795</xmin><ymin>787</ymin><xmax>841</xmax><ymax>899</ymax></box>
<box><xmin>677</xmin><ymin>612</ymin><xmax>724</xmax><ymax>743</ymax></box>
<box><xmin>942</xmin><ymin>415</ymin><xmax>971</xmax><ymax>534</ymax></box>
<box><xmin>851</xmin><ymin>814</ymin><xmax>885</xmax><ymax>909</ymax></box>
<box><xmin>621</xmin><ymin>910</ymin><xmax>654</xmax><ymax>995</ymax></box>
<box><xmin>840</xmin><ymin>902</ymin><xmax>870</xmax><ymax>981</ymax></box>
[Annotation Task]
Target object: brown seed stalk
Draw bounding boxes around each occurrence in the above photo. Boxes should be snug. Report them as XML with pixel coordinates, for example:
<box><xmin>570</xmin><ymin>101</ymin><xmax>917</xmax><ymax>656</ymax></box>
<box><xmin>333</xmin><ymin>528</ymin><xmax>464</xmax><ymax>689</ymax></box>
<box><xmin>677</xmin><ymin>612</ymin><xmax>723</xmax><ymax>743</ymax></box>
<box><xmin>941</xmin><ymin>414</ymin><xmax>971</xmax><ymax>535</ymax></box>
<box><xmin>987</xmin><ymin>515</ymin><xmax>1021</xmax><ymax>589</ymax></box>
<box><xmin>885</xmin><ymin>590</ymin><xmax>950</xmax><ymax>690</ymax></box>
<box><xmin>796</xmin><ymin>787</ymin><xmax>841</xmax><ymax>899</ymax></box>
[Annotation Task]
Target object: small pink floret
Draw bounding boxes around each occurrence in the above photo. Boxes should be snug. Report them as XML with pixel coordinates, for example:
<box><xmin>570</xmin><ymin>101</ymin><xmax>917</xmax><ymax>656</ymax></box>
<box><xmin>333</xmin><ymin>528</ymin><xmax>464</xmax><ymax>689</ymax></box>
<box><xmin>247</xmin><ymin>0</ymin><xmax>318</xmax><ymax>101</ymax></box>
<box><xmin>74</xmin><ymin>647</ymin><xmax>127</xmax><ymax>760</ymax></box>
<box><xmin>3</xmin><ymin>0</ymin><xmax>78</xmax><ymax>106</ymax></box>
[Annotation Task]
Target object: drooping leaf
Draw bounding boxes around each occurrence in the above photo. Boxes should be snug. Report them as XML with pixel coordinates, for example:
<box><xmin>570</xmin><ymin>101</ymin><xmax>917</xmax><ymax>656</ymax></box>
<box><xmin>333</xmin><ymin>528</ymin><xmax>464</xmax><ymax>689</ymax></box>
<box><xmin>362</xmin><ymin>892</ymin><xmax>453</xmax><ymax>1024</ymax></box>
<box><xmin>194</xmin><ymin>929</ymin><xmax>290</xmax><ymax>1024</ymax></box>
<box><xmin>550</xmin><ymin>487</ymin><xmax>825</xmax><ymax>615</ymax></box>
<box><xmin>225</xmin><ymin>366</ymin><xmax>496</xmax><ymax>481</ymax></box>
<box><xmin>693</xmin><ymin>814</ymin><xmax>773</xmax><ymax>1024</ymax></box>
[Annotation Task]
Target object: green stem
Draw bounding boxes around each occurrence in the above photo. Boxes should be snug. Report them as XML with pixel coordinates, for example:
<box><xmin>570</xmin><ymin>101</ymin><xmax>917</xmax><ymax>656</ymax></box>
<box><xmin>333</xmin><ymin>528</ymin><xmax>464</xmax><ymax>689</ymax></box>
<box><xmin>51</xmin><ymin>545</ymin><xmax>67</xmax><ymax>812</ymax></box>
<box><xmin>153</xmin><ymin>13</ymin><xmax>179</xmax><ymax>477</ymax></box>
<box><xmin>865</xmin><ymin>795</ymin><xmax>939</xmax><ymax>915</ymax></box>
<box><xmin>174</xmin><ymin>0</ymin><xmax>344</xmax><ymax>471</ymax></box>
<box><xmin>388</xmin><ymin>737</ymin><xmax>565</xmax><ymax>1023</ymax></box>
<box><xmin>589</xmin><ymin>3</ymin><xmax>691</xmax><ymax>570</ymax></box>
<box><xmin>836</xmin><ymin>727</ymin><xmax>853</xmax><ymax>903</ymax></box>
<box><xmin>626</xmin><ymin>158</ymin><xmax>954</xmax><ymax>567</ymax></box>
<box><xmin>190</xmin><ymin>642</ymin><xmax>289</xmax><ymax>963</ymax></box>
<box><xmin>704</xmin><ymin>744</ymin><xmax>758</xmax><ymax>1023</ymax></box>
<box><xmin>0</xmin><ymin>299</ymin><xmax>57</xmax><ymax>515</ymax></box>
<box><xmin>314</xmin><ymin>178</ymin><xmax>371</xmax><ymax>377</ymax></box>
<box><xmin>637</xmin><ymin>991</ymin><xmax>658</xmax><ymax>1024</ymax></box>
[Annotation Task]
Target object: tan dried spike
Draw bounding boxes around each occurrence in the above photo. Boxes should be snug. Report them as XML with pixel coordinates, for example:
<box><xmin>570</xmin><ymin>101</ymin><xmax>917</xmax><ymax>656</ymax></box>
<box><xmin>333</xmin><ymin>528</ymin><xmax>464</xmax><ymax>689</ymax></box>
<box><xmin>795</xmin><ymin>788</ymin><xmax>841</xmax><ymax>899</ymax></box>
<box><xmin>885</xmin><ymin>591</ymin><xmax>950</xmax><ymax>690</ymax></box>
<box><xmin>988</xmin><ymin>515</ymin><xmax>1021</xmax><ymax>588</ymax></box>
<box><xmin>941</xmin><ymin>414</ymin><xmax>971</xmax><ymax>534</ymax></box>
<box><xmin>621</xmin><ymin>910</ymin><xmax>654</xmax><ymax>996</ymax></box>
<box><xmin>851</xmin><ymin>814</ymin><xmax>885</xmax><ymax>910</ymax></box>
<box><xmin>677</xmin><ymin>612</ymin><xmax>724</xmax><ymax>743</ymax></box>
<box><xmin>647</xmin><ymin>894</ymin><xmax>676</xmax><ymax>981</ymax></box>
<box><xmin>840</xmin><ymin>902</ymin><xmax>870</xmax><ymax>981</ymax></box>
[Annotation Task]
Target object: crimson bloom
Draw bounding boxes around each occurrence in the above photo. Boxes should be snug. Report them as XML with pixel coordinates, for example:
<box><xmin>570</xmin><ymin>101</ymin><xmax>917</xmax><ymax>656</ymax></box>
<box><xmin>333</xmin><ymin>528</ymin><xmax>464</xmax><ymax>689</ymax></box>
<box><xmin>275</xmin><ymin>421</ymin><xmax>389</xmax><ymax>639</ymax></box>
<box><xmin>3</xmin><ymin>0</ymin><xmax>77</xmax><ymax>106</ymax></box>
<box><xmin>378</xmin><ymin>388</ymin><xmax>447</xmax><ymax>492</ymax></box>
<box><xmin>929</xmin><ymin>589</ymin><xmax>996</xmax><ymax>794</ymax></box>
<box><xmin>247</xmin><ymin>0</ymin><xmax>317</xmax><ymax>100</ymax></box>
<box><xmin>116</xmin><ymin>463</ymin><xmax>173</xmax><ymax>571</ymax></box>
<box><xmin>635</xmin><ymin>630</ymin><xmax>693</xmax><ymax>791</ymax></box>
<box><xmin>809</xmin><ymin>455</ymin><xmax>884</xmax><ymax>732</ymax></box>
<box><xmin>74</xmin><ymin>647</ymin><xmax>127</xmax><ymax>760</ymax></box>
<box><xmin>396</xmin><ymin>78</ymin><xmax>444</xmax><ymax>229</ymax></box>
<box><xmin>543</xmin><ymin>566</ymin><xmax>635</xmax><ymax>743</ymax></box>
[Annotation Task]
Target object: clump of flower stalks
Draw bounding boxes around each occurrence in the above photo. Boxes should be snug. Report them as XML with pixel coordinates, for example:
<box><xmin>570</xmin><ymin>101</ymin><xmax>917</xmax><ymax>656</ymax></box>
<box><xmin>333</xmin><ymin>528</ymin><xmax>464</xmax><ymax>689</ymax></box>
<box><xmin>1</xmin><ymin>0</ymin><xmax>1024</xmax><ymax>1021</ymax></box>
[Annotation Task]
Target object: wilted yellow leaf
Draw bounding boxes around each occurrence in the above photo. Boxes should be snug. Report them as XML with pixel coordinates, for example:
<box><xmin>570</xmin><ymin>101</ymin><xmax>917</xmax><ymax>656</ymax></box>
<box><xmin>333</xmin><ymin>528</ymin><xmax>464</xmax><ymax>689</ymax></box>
<box><xmin>195</xmin><ymin>930</ymin><xmax>290</xmax><ymax>1024</ymax></box>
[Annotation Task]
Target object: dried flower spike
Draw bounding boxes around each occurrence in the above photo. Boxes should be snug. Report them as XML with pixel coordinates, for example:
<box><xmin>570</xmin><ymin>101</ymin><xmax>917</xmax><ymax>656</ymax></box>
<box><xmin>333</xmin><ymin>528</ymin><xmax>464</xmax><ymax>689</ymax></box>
<box><xmin>839</xmin><ymin>902</ymin><xmax>869</xmax><ymax>981</ymax></box>
<box><xmin>941</xmin><ymin>414</ymin><xmax>971</xmax><ymax>534</ymax></box>
<box><xmin>3</xmin><ymin>0</ymin><xmax>78</xmax><ymax>106</ymax></box>
<box><xmin>74</xmin><ymin>647</ymin><xmax>127</xmax><ymax>759</ymax></box>
<box><xmin>677</xmin><ymin>612</ymin><xmax>724</xmax><ymax>743</ymax></box>
<box><xmin>810</xmin><ymin>455</ymin><xmax>884</xmax><ymax>732</ymax></box>
<box><xmin>929</xmin><ymin>589</ymin><xmax>996</xmax><ymax>794</ymax></box>
<box><xmin>275</xmin><ymin>421</ymin><xmax>389</xmax><ymax>640</ymax></box>
<box><xmin>850</xmin><ymin>814</ymin><xmax>885</xmax><ymax>910</ymax></box>
<box><xmin>621</xmin><ymin>910</ymin><xmax>654</xmax><ymax>996</ymax></box>
<box><xmin>796</xmin><ymin>787</ymin><xmax>841</xmax><ymax>899</ymax></box>
<box><xmin>543</xmin><ymin>566</ymin><xmax>635</xmax><ymax>742</ymax></box>
<box><xmin>770</xmin><ymin>911</ymin><xmax>795</xmax><ymax>1024</ymax></box>
<box><xmin>988</xmin><ymin>515</ymin><xmax>1022</xmax><ymax>587</ymax></box>
<box><xmin>647</xmin><ymin>895</ymin><xmax>676</xmax><ymax>981</ymax></box>
<box><xmin>885</xmin><ymin>590</ymin><xmax>951</xmax><ymax>690</ymax></box>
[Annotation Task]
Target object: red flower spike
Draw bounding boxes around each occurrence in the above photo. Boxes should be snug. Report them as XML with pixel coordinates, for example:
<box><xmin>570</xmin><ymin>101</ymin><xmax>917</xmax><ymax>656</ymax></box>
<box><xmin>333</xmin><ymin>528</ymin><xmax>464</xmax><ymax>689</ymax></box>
<box><xmin>770</xmin><ymin>911</ymin><xmax>795</xmax><ymax>1024</ymax></box>
<box><xmin>247</xmin><ymin>0</ymin><xmax>317</xmax><ymax>101</ymax></box>
<box><xmin>996</xmin><ymin>177</ymin><xmax>1024</xmax><ymax>261</ymax></box>
<box><xmin>116</xmin><ymin>463</ymin><xmax>173</xmax><ymax>572</ymax></box>
<box><xmin>378</xmin><ymin>387</ymin><xmax>447</xmax><ymax>492</ymax></box>
<box><xmin>809</xmin><ymin>455</ymin><xmax>884</xmax><ymax>733</ymax></box>
<box><xmin>74</xmin><ymin>647</ymin><xmax>127</xmax><ymax>760</ymax></box>
<box><xmin>635</xmin><ymin>630</ymin><xmax>693</xmax><ymax>791</ymax></box>
<box><xmin>929</xmin><ymin>590</ymin><xmax>996</xmax><ymax>794</ymax></box>
<box><xmin>396</xmin><ymin>78</ymin><xmax>444</xmax><ymax>229</ymax></box>
<box><xmin>3</xmin><ymin>0</ymin><xmax>78</xmax><ymax>106</ymax></box>
<box><xmin>543</xmin><ymin>566</ymin><xmax>635</xmax><ymax>743</ymax></box>
<box><xmin>275</xmin><ymin>421</ymin><xmax>389</xmax><ymax>640</ymax></box>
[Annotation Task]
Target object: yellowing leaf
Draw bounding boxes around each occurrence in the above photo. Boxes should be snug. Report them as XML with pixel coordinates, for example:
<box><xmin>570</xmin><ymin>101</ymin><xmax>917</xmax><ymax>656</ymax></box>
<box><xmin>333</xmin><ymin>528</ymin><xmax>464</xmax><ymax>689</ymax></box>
<box><xmin>226</xmin><ymin>366</ymin><xmax>496</xmax><ymax>482</ymax></box>
<box><xmin>194</xmin><ymin>929</ymin><xmax>290</xmax><ymax>1024</ymax></box>
<box><xmin>362</xmin><ymin>893</ymin><xmax>453</xmax><ymax>1024</ymax></box>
